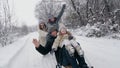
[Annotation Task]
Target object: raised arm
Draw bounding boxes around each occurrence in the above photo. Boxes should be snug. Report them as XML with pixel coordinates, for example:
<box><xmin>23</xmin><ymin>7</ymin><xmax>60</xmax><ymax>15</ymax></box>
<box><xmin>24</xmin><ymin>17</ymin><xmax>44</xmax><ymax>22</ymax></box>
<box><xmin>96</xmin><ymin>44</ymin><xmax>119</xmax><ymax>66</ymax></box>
<box><xmin>56</xmin><ymin>4</ymin><xmax>66</xmax><ymax>23</ymax></box>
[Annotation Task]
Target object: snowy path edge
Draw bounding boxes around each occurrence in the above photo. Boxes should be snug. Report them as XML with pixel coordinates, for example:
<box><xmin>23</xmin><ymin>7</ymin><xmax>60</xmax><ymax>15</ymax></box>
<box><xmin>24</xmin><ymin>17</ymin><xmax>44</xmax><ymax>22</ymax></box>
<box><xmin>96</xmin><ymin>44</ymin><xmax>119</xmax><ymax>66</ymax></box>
<box><xmin>0</xmin><ymin>35</ymin><xmax>30</xmax><ymax>68</ymax></box>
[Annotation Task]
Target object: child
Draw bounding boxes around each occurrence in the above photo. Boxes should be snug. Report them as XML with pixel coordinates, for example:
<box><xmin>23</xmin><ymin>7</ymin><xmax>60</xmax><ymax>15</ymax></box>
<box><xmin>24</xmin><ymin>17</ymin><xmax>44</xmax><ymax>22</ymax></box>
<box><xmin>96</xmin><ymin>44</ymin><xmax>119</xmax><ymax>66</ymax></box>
<box><xmin>52</xmin><ymin>26</ymin><xmax>89</xmax><ymax>68</ymax></box>
<box><xmin>47</xmin><ymin>4</ymin><xmax>66</xmax><ymax>32</ymax></box>
<box><xmin>52</xmin><ymin>26</ymin><xmax>84</xmax><ymax>57</ymax></box>
<box><xmin>52</xmin><ymin>26</ymin><xmax>79</xmax><ymax>68</ymax></box>
<box><xmin>38</xmin><ymin>22</ymin><xmax>47</xmax><ymax>47</ymax></box>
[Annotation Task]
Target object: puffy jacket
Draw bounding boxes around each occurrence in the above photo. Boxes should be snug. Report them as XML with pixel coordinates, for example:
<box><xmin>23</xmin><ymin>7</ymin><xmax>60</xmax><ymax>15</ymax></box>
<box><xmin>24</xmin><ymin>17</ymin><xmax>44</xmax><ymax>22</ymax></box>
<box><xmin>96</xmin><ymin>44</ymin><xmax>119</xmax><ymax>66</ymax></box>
<box><xmin>52</xmin><ymin>34</ymin><xmax>69</xmax><ymax>50</ymax></box>
<box><xmin>38</xmin><ymin>29</ymin><xmax>47</xmax><ymax>47</ymax></box>
<box><xmin>52</xmin><ymin>33</ymin><xmax>76</xmax><ymax>51</ymax></box>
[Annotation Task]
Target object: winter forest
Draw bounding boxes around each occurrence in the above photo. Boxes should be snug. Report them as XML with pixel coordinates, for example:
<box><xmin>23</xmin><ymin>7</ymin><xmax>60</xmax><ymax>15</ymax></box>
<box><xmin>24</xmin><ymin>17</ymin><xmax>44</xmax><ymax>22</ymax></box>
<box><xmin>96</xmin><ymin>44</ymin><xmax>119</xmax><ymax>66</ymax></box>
<box><xmin>0</xmin><ymin>0</ymin><xmax>37</xmax><ymax>47</ymax></box>
<box><xmin>0</xmin><ymin>0</ymin><xmax>120</xmax><ymax>68</ymax></box>
<box><xmin>35</xmin><ymin>0</ymin><xmax>120</xmax><ymax>38</ymax></box>
<box><xmin>0</xmin><ymin>0</ymin><xmax>120</xmax><ymax>47</ymax></box>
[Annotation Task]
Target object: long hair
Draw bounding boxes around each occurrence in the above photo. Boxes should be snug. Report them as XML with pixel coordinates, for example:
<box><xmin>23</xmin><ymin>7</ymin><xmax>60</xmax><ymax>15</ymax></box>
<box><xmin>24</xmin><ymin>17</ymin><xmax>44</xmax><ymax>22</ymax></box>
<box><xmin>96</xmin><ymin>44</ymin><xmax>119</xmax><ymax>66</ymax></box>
<box><xmin>39</xmin><ymin>22</ymin><xmax>47</xmax><ymax>31</ymax></box>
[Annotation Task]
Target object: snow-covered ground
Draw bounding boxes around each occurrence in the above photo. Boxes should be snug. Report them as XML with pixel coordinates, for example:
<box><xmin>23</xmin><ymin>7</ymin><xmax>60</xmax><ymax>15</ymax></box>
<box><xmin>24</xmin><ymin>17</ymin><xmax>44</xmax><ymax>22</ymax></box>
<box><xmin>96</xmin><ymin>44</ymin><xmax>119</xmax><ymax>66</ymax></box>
<box><xmin>0</xmin><ymin>32</ymin><xmax>120</xmax><ymax>68</ymax></box>
<box><xmin>0</xmin><ymin>32</ymin><xmax>57</xmax><ymax>68</ymax></box>
<box><xmin>75</xmin><ymin>36</ymin><xmax>120</xmax><ymax>68</ymax></box>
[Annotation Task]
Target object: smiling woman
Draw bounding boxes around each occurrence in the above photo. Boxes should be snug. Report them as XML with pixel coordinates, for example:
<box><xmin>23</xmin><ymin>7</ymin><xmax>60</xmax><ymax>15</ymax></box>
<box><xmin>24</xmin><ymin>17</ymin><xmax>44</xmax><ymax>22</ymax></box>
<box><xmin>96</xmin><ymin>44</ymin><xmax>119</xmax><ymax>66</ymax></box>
<box><xmin>9</xmin><ymin>0</ymin><xmax>41</xmax><ymax>26</ymax></box>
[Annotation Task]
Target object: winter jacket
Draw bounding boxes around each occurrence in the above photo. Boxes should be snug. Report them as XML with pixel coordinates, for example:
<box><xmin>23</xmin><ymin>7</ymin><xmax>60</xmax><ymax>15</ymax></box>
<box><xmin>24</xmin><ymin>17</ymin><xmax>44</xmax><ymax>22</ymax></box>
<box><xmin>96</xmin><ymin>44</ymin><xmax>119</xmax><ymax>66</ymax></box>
<box><xmin>52</xmin><ymin>34</ymin><xmax>69</xmax><ymax>50</ymax></box>
<box><xmin>36</xmin><ymin>34</ymin><xmax>56</xmax><ymax>55</ymax></box>
<box><xmin>47</xmin><ymin>4</ymin><xmax>66</xmax><ymax>32</ymax></box>
<box><xmin>52</xmin><ymin>33</ymin><xmax>76</xmax><ymax>55</ymax></box>
<box><xmin>38</xmin><ymin>29</ymin><xmax>47</xmax><ymax>47</ymax></box>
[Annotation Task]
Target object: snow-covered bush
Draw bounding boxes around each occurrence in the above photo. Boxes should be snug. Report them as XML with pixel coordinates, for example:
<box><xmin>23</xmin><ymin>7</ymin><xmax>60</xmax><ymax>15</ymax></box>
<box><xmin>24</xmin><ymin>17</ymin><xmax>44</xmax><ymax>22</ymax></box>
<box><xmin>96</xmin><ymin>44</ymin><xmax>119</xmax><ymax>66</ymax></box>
<box><xmin>72</xmin><ymin>22</ymin><xmax>120</xmax><ymax>39</ymax></box>
<box><xmin>80</xmin><ymin>23</ymin><xmax>105</xmax><ymax>37</ymax></box>
<box><xmin>110</xmin><ymin>35</ymin><xmax>120</xmax><ymax>40</ymax></box>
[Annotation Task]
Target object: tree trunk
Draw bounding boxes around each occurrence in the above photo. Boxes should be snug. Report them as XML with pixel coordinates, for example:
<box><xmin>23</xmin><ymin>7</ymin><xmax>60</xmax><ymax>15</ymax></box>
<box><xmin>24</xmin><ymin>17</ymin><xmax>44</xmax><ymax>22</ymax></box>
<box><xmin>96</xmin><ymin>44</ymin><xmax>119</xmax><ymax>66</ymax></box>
<box><xmin>70</xmin><ymin>0</ymin><xmax>85</xmax><ymax>26</ymax></box>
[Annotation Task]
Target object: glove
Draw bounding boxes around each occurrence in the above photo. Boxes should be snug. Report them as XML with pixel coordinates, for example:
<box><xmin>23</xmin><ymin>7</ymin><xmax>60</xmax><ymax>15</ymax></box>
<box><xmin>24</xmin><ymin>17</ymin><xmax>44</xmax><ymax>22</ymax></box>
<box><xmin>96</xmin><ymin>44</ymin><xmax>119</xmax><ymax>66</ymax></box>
<box><xmin>68</xmin><ymin>35</ymin><xmax>74</xmax><ymax>40</ymax></box>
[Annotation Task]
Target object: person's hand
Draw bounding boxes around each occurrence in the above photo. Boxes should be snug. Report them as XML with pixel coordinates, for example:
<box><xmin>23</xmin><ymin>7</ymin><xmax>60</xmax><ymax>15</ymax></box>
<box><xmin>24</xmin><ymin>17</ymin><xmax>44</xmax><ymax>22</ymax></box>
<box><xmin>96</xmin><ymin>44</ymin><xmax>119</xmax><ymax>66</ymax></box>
<box><xmin>63</xmin><ymin>4</ymin><xmax>66</xmax><ymax>8</ymax></box>
<box><xmin>32</xmin><ymin>39</ymin><xmax>40</xmax><ymax>48</ymax></box>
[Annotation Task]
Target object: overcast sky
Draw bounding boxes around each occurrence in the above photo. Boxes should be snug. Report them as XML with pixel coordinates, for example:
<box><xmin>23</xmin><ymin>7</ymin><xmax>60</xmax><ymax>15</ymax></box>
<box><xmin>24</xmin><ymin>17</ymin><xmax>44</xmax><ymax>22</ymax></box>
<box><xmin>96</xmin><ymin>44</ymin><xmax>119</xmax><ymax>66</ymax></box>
<box><xmin>9</xmin><ymin>0</ymin><xmax>86</xmax><ymax>27</ymax></box>
<box><xmin>9</xmin><ymin>0</ymin><xmax>41</xmax><ymax>26</ymax></box>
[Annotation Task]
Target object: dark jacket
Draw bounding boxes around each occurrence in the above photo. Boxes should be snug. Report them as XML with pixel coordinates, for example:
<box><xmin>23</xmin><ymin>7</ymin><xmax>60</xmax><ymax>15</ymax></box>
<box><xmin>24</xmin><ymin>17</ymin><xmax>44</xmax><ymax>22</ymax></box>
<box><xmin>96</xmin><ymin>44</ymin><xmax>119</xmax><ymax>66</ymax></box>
<box><xmin>47</xmin><ymin>4</ymin><xmax>66</xmax><ymax>32</ymax></box>
<box><xmin>61</xmin><ymin>46</ymin><xmax>79</xmax><ymax>68</ymax></box>
<box><xmin>36</xmin><ymin>34</ymin><xmax>56</xmax><ymax>55</ymax></box>
<box><xmin>60</xmin><ymin>44</ymin><xmax>88</xmax><ymax>68</ymax></box>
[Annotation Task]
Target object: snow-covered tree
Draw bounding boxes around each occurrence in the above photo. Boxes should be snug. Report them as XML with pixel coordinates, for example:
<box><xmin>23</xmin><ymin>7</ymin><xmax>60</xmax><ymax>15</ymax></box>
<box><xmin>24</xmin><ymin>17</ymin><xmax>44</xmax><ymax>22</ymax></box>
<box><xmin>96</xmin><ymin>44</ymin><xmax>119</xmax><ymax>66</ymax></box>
<box><xmin>0</xmin><ymin>0</ymin><xmax>30</xmax><ymax>47</ymax></box>
<box><xmin>35</xmin><ymin>0</ymin><xmax>65</xmax><ymax>23</ymax></box>
<box><xmin>0</xmin><ymin>0</ymin><xmax>12</xmax><ymax>47</ymax></box>
<box><xmin>65</xmin><ymin>0</ymin><xmax>120</xmax><ymax>38</ymax></box>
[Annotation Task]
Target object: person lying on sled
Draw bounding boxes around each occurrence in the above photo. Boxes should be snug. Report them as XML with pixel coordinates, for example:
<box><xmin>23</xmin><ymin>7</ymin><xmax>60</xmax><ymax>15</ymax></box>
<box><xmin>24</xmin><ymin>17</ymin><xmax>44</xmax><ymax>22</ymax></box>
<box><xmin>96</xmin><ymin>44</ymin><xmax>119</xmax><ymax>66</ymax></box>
<box><xmin>51</xmin><ymin>26</ymin><xmax>89</xmax><ymax>68</ymax></box>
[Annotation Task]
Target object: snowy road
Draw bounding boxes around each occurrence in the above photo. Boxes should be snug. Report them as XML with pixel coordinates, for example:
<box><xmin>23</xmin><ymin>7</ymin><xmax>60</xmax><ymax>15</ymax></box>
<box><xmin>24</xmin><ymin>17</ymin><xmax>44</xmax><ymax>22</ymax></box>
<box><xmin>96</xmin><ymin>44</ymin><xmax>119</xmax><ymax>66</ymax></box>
<box><xmin>7</xmin><ymin>32</ymin><xmax>57</xmax><ymax>68</ymax></box>
<box><xmin>0</xmin><ymin>32</ymin><xmax>120</xmax><ymax>68</ymax></box>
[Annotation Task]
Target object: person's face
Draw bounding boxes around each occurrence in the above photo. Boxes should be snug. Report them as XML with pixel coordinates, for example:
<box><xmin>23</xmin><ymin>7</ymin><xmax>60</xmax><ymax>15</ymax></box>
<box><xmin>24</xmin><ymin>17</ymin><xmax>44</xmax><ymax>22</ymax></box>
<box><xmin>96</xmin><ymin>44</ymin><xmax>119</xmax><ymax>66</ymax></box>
<box><xmin>51</xmin><ymin>31</ymin><xmax>57</xmax><ymax>37</ymax></box>
<box><xmin>40</xmin><ymin>24</ymin><xmax>45</xmax><ymax>29</ymax></box>
<box><xmin>50</xmin><ymin>18</ymin><xmax>55</xmax><ymax>22</ymax></box>
<box><xmin>60</xmin><ymin>28</ymin><xmax>67</xmax><ymax>35</ymax></box>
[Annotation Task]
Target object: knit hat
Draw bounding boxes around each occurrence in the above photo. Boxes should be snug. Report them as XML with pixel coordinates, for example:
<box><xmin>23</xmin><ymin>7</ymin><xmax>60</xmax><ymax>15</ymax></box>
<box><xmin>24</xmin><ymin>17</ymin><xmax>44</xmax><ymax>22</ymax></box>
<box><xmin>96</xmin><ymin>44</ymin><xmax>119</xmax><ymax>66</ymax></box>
<box><xmin>59</xmin><ymin>23</ymin><xmax>67</xmax><ymax>31</ymax></box>
<box><xmin>49</xmin><ymin>27</ymin><xmax>58</xmax><ymax>34</ymax></box>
